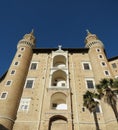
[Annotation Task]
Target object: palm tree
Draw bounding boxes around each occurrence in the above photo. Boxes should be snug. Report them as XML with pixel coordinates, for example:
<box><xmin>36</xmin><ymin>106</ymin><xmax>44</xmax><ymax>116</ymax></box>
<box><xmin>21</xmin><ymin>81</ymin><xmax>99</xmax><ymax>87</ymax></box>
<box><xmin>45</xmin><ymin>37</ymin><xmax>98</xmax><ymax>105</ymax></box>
<box><xmin>96</xmin><ymin>78</ymin><xmax>118</xmax><ymax>122</ymax></box>
<box><xmin>83</xmin><ymin>91</ymin><xmax>100</xmax><ymax>130</ymax></box>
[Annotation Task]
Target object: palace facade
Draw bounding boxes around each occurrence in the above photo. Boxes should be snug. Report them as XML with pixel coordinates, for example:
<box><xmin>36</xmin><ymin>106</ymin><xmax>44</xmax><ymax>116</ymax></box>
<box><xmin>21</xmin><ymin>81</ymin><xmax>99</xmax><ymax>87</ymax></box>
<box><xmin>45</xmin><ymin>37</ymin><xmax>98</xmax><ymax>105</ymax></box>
<box><xmin>0</xmin><ymin>30</ymin><xmax>118</xmax><ymax>130</ymax></box>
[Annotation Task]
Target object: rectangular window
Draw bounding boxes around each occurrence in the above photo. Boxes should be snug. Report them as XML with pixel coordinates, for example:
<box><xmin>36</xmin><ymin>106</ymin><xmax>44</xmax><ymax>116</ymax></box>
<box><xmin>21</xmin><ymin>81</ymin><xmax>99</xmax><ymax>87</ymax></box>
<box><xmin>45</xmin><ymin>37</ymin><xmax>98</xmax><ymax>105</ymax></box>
<box><xmin>82</xmin><ymin>62</ymin><xmax>91</xmax><ymax>70</ymax></box>
<box><xmin>25</xmin><ymin>78</ymin><xmax>35</xmax><ymax>88</ymax></box>
<box><xmin>112</xmin><ymin>63</ymin><xmax>117</xmax><ymax>68</ymax></box>
<box><xmin>0</xmin><ymin>92</ymin><xmax>8</xmax><ymax>99</ymax></box>
<box><xmin>84</xmin><ymin>63</ymin><xmax>90</xmax><ymax>70</ymax></box>
<box><xmin>30</xmin><ymin>63</ymin><xmax>37</xmax><ymax>70</ymax></box>
<box><xmin>5</xmin><ymin>80</ymin><xmax>12</xmax><ymax>86</ymax></box>
<box><xmin>85</xmin><ymin>78</ymin><xmax>95</xmax><ymax>89</ymax></box>
<box><xmin>25</xmin><ymin>80</ymin><xmax>34</xmax><ymax>88</ymax></box>
<box><xmin>18</xmin><ymin>98</ymin><xmax>31</xmax><ymax>111</ymax></box>
<box><xmin>87</xmin><ymin>80</ymin><xmax>94</xmax><ymax>88</ymax></box>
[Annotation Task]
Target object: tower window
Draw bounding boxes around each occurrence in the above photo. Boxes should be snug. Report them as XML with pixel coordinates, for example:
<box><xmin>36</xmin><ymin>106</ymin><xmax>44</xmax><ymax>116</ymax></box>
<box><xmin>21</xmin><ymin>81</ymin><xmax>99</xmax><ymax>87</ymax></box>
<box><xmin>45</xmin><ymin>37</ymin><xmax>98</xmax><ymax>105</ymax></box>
<box><xmin>96</xmin><ymin>48</ymin><xmax>101</xmax><ymax>52</ymax></box>
<box><xmin>10</xmin><ymin>70</ymin><xmax>16</xmax><ymax>75</ymax></box>
<box><xmin>5</xmin><ymin>80</ymin><xmax>12</xmax><ymax>86</ymax></box>
<box><xmin>20</xmin><ymin>47</ymin><xmax>25</xmax><ymax>51</ymax></box>
<box><xmin>14</xmin><ymin>61</ymin><xmax>19</xmax><ymax>66</ymax></box>
<box><xmin>98</xmin><ymin>54</ymin><xmax>104</xmax><ymax>59</ymax></box>
<box><xmin>30</xmin><ymin>62</ymin><xmax>38</xmax><ymax>70</ymax></box>
<box><xmin>101</xmin><ymin>61</ymin><xmax>106</xmax><ymax>67</ymax></box>
<box><xmin>112</xmin><ymin>63</ymin><xmax>117</xmax><ymax>68</ymax></box>
<box><xmin>18</xmin><ymin>54</ymin><xmax>22</xmax><ymax>58</ymax></box>
<box><xmin>25</xmin><ymin>79</ymin><xmax>35</xmax><ymax>88</ymax></box>
<box><xmin>104</xmin><ymin>70</ymin><xmax>110</xmax><ymax>76</ymax></box>
<box><xmin>0</xmin><ymin>92</ymin><xmax>8</xmax><ymax>99</ymax></box>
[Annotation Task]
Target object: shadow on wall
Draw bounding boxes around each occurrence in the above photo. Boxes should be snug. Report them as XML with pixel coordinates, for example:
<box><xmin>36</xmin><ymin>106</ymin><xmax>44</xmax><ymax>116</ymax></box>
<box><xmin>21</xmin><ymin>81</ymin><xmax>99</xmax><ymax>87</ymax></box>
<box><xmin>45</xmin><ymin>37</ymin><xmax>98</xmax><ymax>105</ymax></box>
<box><xmin>0</xmin><ymin>124</ymin><xmax>9</xmax><ymax>130</ymax></box>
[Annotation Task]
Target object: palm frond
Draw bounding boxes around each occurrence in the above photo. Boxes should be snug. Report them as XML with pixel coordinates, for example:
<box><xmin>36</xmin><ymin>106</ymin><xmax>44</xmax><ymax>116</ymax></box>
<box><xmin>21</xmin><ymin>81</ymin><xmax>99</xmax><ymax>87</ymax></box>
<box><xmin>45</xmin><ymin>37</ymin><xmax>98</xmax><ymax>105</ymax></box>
<box><xmin>112</xmin><ymin>78</ymin><xmax>118</xmax><ymax>88</ymax></box>
<box><xmin>83</xmin><ymin>91</ymin><xmax>100</xmax><ymax>113</ymax></box>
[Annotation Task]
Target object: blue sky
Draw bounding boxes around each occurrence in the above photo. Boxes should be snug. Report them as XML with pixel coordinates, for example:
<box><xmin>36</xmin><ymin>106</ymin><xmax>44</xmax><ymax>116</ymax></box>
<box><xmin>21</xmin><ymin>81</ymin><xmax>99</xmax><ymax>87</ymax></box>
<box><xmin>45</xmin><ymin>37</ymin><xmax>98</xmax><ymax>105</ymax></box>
<box><xmin>0</xmin><ymin>0</ymin><xmax>118</xmax><ymax>76</ymax></box>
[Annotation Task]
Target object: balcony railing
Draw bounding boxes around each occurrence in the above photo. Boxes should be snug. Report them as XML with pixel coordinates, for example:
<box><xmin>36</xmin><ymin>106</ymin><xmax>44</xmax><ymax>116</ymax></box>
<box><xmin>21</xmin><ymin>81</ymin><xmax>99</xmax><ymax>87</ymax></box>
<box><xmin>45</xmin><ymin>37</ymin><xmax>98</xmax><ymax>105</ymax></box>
<box><xmin>51</xmin><ymin>66</ymin><xmax>67</xmax><ymax>70</ymax></box>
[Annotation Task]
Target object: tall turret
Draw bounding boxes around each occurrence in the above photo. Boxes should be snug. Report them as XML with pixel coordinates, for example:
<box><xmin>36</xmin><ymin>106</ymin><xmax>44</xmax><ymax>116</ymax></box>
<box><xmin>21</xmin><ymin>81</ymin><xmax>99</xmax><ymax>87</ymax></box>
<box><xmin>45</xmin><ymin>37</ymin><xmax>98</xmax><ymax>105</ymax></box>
<box><xmin>85</xmin><ymin>29</ymin><xmax>104</xmax><ymax>48</ymax></box>
<box><xmin>84</xmin><ymin>30</ymin><xmax>113</xmax><ymax>82</ymax></box>
<box><xmin>0</xmin><ymin>30</ymin><xmax>36</xmax><ymax>130</ymax></box>
<box><xmin>17</xmin><ymin>29</ymin><xmax>36</xmax><ymax>49</ymax></box>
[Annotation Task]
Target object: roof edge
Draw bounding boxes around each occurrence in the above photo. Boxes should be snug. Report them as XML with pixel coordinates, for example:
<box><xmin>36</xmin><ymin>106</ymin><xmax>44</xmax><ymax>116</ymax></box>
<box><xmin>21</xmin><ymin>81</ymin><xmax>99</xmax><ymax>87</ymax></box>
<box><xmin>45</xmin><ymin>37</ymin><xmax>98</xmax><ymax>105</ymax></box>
<box><xmin>108</xmin><ymin>56</ymin><xmax>118</xmax><ymax>61</ymax></box>
<box><xmin>33</xmin><ymin>48</ymin><xmax>89</xmax><ymax>53</ymax></box>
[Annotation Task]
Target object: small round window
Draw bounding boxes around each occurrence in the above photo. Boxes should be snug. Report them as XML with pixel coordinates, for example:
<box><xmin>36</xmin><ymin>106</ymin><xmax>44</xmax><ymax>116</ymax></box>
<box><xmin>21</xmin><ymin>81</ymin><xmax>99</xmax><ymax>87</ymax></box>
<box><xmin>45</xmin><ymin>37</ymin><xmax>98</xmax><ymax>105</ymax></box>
<box><xmin>20</xmin><ymin>47</ymin><xmax>25</xmax><ymax>51</ymax></box>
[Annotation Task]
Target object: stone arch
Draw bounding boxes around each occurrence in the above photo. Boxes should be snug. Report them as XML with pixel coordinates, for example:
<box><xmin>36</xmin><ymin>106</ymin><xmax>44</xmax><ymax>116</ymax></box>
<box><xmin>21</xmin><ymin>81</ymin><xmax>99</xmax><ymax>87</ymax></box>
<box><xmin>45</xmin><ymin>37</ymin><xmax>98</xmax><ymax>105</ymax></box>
<box><xmin>48</xmin><ymin>115</ymin><xmax>67</xmax><ymax>130</ymax></box>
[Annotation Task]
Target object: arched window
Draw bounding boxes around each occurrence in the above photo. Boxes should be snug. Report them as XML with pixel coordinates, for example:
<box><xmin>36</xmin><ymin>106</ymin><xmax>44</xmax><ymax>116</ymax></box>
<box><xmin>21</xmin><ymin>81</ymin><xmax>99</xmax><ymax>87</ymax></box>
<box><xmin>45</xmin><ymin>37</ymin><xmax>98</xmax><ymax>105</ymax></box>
<box><xmin>51</xmin><ymin>92</ymin><xmax>67</xmax><ymax>110</ymax></box>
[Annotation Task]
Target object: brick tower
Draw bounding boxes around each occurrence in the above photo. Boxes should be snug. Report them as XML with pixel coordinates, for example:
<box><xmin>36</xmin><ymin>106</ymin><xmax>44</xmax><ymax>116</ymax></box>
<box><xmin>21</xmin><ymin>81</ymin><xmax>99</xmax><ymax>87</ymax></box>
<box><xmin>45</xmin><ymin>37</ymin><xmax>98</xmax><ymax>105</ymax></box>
<box><xmin>0</xmin><ymin>30</ymin><xmax>35</xmax><ymax>129</ymax></box>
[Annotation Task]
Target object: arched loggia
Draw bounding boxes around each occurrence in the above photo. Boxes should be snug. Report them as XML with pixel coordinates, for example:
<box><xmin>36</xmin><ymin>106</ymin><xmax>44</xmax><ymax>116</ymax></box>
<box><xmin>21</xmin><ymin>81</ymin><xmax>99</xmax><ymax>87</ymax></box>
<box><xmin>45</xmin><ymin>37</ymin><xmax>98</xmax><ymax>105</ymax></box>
<box><xmin>51</xmin><ymin>70</ymin><xmax>67</xmax><ymax>87</ymax></box>
<box><xmin>51</xmin><ymin>92</ymin><xmax>67</xmax><ymax>110</ymax></box>
<box><xmin>53</xmin><ymin>55</ymin><xmax>66</xmax><ymax>67</ymax></box>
